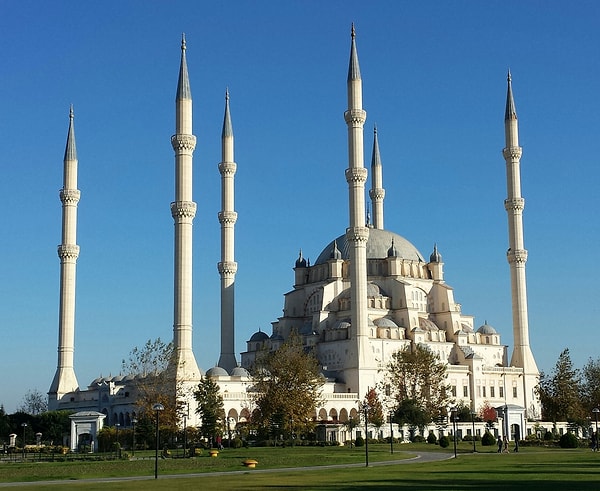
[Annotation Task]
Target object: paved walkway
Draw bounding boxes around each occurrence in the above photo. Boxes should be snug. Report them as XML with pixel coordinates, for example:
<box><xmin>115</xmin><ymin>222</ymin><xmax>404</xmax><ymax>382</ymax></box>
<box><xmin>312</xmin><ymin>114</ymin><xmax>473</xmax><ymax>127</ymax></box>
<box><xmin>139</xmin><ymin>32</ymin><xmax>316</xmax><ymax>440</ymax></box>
<box><xmin>0</xmin><ymin>451</ymin><xmax>452</xmax><ymax>488</ymax></box>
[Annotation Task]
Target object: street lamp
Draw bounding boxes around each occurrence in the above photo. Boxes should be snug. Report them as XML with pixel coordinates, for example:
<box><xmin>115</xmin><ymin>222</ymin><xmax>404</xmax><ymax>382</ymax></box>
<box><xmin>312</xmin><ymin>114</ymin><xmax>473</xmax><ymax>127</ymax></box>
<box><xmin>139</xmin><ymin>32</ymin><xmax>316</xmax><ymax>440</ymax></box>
<box><xmin>115</xmin><ymin>423</ymin><xmax>120</xmax><ymax>458</ymax></box>
<box><xmin>21</xmin><ymin>423</ymin><xmax>27</xmax><ymax>460</ymax></box>
<box><xmin>132</xmin><ymin>418</ymin><xmax>137</xmax><ymax>456</ymax></box>
<box><xmin>471</xmin><ymin>411</ymin><xmax>476</xmax><ymax>453</ymax></box>
<box><xmin>593</xmin><ymin>408</ymin><xmax>599</xmax><ymax>451</ymax></box>
<box><xmin>361</xmin><ymin>402</ymin><xmax>370</xmax><ymax>467</ymax></box>
<box><xmin>153</xmin><ymin>403</ymin><xmax>165</xmax><ymax>479</ymax></box>
<box><xmin>389</xmin><ymin>411</ymin><xmax>394</xmax><ymax>454</ymax></box>
<box><xmin>450</xmin><ymin>407</ymin><xmax>457</xmax><ymax>458</ymax></box>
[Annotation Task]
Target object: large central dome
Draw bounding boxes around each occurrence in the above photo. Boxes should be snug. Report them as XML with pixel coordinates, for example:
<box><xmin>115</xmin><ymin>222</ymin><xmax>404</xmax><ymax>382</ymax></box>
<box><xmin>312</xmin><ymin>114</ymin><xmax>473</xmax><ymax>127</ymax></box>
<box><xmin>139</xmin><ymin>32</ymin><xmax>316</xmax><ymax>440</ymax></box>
<box><xmin>314</xmin><ymin>228</ymin><xmax>425</xmax><ymax>265</ymax></box>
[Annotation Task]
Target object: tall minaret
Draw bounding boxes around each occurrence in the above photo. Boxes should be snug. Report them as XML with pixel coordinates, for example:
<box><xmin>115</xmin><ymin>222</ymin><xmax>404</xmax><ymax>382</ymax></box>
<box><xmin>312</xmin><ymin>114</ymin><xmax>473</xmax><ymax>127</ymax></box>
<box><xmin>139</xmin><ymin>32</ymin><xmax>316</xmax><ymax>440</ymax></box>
<box><xmin>503</xmin><ymin>71</ymin><xmax>538</xmax><ymax>374</ymax></box>
<box><xmin>369</xmin><ymin>125</ymin><xmax>385</xmax><ymax>230</ymax></box>
<box><xmin>217</xmin><ymin>89</ymin><xmax>238</xmax><ymax>372</ymax></box>
<box><xmin>344</xmin><ymin>25</ymin><xmax>371</xmax><ymax>394</ymax></box>
<box><xmin>170</xmin><ymin>35</ymin><xmax>201</xmax><ymax>380</ymax></box>
<box><xmin>48</xmin><ymin>106</ymin><xmax>80</xmax><ymax>409</ymax></box>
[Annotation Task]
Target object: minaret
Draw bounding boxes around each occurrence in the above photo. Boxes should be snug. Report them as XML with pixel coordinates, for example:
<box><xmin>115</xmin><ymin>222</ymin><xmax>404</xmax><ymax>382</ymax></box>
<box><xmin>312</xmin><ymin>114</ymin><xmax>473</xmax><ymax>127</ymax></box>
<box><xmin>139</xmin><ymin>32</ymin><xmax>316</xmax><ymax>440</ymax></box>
<box><xmin>344</xmin><ymin>25</ymin><xmax>371</xmax><ymax>394</ymax></box>
<box><xmin>369</xmin><ymin>125</ymin><xmax>385</xmax><ymax>230</ymax></box>
<box><xmin>48</xmin><ymin>106</ymin><xmax>80</xmax><ymax>409</ymax></box>
<box><xmin>170</xmin><ymin>35</ymin><xmax>201</xmax><ymax>380</ymax></box>
<box><xmin>217</xmin><ymin>89</ymin><xmax>238</xmax><ymax>372</ymax></box>
<box><xmin>503</xmin><ymin>71</ymin><xmax>538</xmax><ymax>374</ymax></box>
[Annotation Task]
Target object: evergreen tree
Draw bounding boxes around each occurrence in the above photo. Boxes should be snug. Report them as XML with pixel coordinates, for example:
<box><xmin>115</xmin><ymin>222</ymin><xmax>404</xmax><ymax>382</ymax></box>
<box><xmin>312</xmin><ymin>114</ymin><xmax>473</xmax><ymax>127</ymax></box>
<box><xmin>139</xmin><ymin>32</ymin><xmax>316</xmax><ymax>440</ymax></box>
<box><xmin>537</xmin><ymin>348</ymin><xmax>585</xmax><ymax>424</ymax></box>
<box><xmin>194</xmin><ymin>376</ymin><xmax>225</xmax><ymax>446</ymax></box>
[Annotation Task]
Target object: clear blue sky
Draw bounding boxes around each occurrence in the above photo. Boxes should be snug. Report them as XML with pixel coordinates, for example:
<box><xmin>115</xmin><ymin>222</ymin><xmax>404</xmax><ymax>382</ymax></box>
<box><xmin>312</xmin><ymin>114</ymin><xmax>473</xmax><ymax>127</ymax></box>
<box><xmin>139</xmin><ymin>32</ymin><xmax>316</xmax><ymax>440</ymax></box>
<box><xmin>1</xmin><ymin>1</ymin><xmax>598</xmax><ymax>413</ymax></box>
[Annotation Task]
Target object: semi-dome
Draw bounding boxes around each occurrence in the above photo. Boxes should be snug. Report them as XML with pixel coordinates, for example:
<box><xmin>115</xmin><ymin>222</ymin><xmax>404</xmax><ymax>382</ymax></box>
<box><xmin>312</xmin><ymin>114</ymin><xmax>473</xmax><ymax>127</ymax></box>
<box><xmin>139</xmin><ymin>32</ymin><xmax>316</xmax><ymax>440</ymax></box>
<box><xmin>315</xmin><ymin>228</ymin><xmax>425</xmax><ymax>265</ymax></box>
<box><xmin>373</xmin><ymin>317</ymin><xmax>399</xmax><ymax>328</ymax></box>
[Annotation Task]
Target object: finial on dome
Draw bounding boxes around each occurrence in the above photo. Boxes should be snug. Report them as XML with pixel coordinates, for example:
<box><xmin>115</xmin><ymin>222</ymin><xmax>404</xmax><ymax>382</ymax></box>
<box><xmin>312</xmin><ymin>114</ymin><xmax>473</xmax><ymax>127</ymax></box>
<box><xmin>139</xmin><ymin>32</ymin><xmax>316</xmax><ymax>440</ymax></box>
<box><xmin>225</xmin><ymin>87</ymin><xmax>229</xmax><ymax>101</ymax></box>
<box><xmin>351</xmin><ymin>23</ymin><xmax>355</xmax><ymax>39</ymax></box>
<box><xmin>507</xmin><ymin>68</ymin><xmax>511</xmax><ymax>83</ymax></box>
<box><xmin>69</xmin><ymin>104</ymin><xmax>74</xmax><ymax>120</ymax></box>
<box><xmin>181</xmin><ymin>33</ymin><xmax>186</xmax><ymax>51</ymax></box>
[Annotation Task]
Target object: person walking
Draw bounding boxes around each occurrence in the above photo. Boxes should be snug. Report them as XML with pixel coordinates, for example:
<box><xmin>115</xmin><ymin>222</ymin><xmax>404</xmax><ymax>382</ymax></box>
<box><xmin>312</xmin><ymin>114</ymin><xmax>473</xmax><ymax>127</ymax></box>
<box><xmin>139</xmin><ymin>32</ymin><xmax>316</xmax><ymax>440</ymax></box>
<box><xmin>503</xmin><ymin>436</ymin><xmax>510</xmax><ymax>453</ymax></box>
<box><xmin>497</xmin><ymin>435</ymin><xmax>503</xmax><ymax>453</ymax></box>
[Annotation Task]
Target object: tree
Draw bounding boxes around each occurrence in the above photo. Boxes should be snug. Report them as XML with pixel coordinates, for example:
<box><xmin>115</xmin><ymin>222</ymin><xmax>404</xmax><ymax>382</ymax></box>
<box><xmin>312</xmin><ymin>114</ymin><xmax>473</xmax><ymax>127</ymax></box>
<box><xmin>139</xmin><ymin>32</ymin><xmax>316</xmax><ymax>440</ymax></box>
<box><xmin>121</xmin><ymin>338</ymin><xmax>183</xmax><ymax>431</ymax></box>
<box><xmin>394</xmin><ymin>399</ymin><xmax>430</xmax><ymax>434</ymax></box>
<box><xmin>250</xmin><ymin>333</ymin><xmax>324</xmax><ymax>440</ymax></box>
<box><xmin>386</xmin><ymin>344</ymin><xmax>450</xmax><ymax>423</ymax></box>
<box><xmin>582</xmin><ymin>357</ymin><xmax>600</xmax><ymax>410</ymax></box>
<box><xmin>479</xmin><ymin>401</ymin><xmax>497</xmax><ymax>430</ymax></box>
<box><xmin>364</xmin><ymin>388</ymin><xmax>385</xmax><ymax>436</ymax></box>
<box><xmin>18</xmin><ymin>389</ymin><xmax>48</xmax><ymax>415</ymax></box>
<box><xmin>536</xmin><ymin>348</ymin><xmax>585</xmax><ymax>424</ymax></box>
<box><xmin>194</xmin><ymin>376</ymin><xmax>225</xmax><ymax>447</ymax></box>
<box><xmin>35</xmin><ymin>410</ymin><xmax>72</xmax><ymax>444</ymax></box>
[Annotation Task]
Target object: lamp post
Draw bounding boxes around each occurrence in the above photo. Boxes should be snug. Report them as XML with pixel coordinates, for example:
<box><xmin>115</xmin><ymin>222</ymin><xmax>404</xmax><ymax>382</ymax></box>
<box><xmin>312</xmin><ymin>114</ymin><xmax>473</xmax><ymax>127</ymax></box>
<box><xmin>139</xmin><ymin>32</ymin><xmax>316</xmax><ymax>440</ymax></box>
<box><xmin>471</xmin><ymin>411</ymin><xmax>476</xmax><ymax>453</ymax></box>
<box><xmin>153</xmin><ymin>403</ymin><xmax>165</xmax><ymax>479</ymax></box>
<box><xmin>21</xmin><ymin>423</ymin><xmax>27</xmax><ymax>460</ymax></box>
<box><xmin>361</xmin><ymin>402</ymin><xmax>370</xmax><ymax>467</ymax></box>
<box><xmin>132</xmin><ymin>418</ymin><xmax>137</xmax><ymax>456</ymax></box>
<box><xmin>389</xmin><ymin>411</ymin><xmax>394</xmax><ymax>454</ymax></box>
<box><xmin>450</xmin><ymin>407</ymin><xmax>457</xmax><ymax>458</ymax></box>
<box><xmin>115</xmin><ymin>423</ymin><xmax>120</xmax><ymax>458</ymax></box>
<box><xmin>593</xmin><ymin>408</ymin><xmax>599</xmax><ymax>451</ymax></box>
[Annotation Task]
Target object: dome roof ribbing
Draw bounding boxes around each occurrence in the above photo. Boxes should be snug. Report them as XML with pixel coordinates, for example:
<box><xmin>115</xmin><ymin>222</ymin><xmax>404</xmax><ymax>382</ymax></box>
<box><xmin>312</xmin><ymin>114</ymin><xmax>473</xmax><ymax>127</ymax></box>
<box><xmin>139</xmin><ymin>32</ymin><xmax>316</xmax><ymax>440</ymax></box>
<box><xmin>314</xmin><ymin>229</ymin><xmax>425</xmax><ymax>265</ymax></box>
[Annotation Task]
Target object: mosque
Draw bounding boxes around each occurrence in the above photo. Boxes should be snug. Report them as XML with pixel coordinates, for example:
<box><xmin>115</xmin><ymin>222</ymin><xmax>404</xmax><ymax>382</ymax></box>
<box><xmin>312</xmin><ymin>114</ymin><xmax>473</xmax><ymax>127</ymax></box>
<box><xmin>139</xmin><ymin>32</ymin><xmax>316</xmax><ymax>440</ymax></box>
<box><xmin>46</xmin><ymin>27</ymin><xmax>541</xmax><ymax>448</ymax></box>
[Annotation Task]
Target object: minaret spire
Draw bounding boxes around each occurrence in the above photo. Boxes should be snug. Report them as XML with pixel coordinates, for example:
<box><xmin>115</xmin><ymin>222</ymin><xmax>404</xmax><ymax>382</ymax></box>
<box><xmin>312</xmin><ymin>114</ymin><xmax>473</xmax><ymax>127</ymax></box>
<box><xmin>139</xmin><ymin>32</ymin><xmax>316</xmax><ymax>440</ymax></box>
<box><xmin>49</xmin><ymin>106</ymin><xmax>81</xmax><ymax>409</ymax></box>
<box><xmin>502</xmin><ymin>71</ymin><xmax>538</xmax><ymax>376</ymax></box>
<box><xmin>217</xmin><ymin>88</ymin><xmax>238</xmax><ymax>372</ymax></box>
<box><xmin>369</xmin><ymin>125</ymin><xmax>385</xmax><ymax>229</ymax></box>
<box><xmin>344</xmin><ymin>24</ymin><xmax>371</xmax><ymax>395</ymax></box>
<box><xmin>171</xmin><ymin>36</ymin><xmax>201</xmax><ymax>380</ymax></box>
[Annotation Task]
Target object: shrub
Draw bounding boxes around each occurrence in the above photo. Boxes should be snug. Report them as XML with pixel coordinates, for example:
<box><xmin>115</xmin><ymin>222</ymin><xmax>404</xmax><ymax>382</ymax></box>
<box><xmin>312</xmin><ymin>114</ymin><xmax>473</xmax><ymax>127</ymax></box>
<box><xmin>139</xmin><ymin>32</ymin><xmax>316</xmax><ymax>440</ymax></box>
<box><xmin>544</xmin><ymin>431</ymin><xmax>554</xmax><ymax>441</ymax></box>
<box><xmin>427</xmin><ymin>432</ymin><xmax>437</xmax><ymax>444</ymax></box>
<box><xmin>355</xmin><ymin>436</ymin><xmax>364</xmax><ymax>447</ymax></box>
<box><xmin>481</xmin><ymin>432</ymin><xmax>496</xmax><ymax>446</ymax></box>
<box><xmin>411</xmin><ymin>435</ymin><xmax>425</xmax><ymax>443</ymax></box>
<box><xmin>439</xmin><ymin>435</ymin><xmax>450</xmax><ymax>448</ymax></box>
<box><xmin>559</xmin><ymin>432</ymin><xmax>579</xmax><ymax>449</ymax></box>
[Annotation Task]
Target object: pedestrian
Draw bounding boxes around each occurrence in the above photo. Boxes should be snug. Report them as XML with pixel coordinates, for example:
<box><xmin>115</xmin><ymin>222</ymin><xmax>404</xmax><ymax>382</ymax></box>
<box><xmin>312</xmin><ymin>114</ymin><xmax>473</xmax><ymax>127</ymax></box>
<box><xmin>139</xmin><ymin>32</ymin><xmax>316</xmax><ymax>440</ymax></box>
<box><xmin>497</xmin><ymin>435</ymin><xmax>502</xmax><ymax>453</ymax></box>
<box><xmin>592</xmin><ymin>432</ymin><xmax>598</xmax><ymax>452</ymax></box>
<box><xmin>503</xmin><ymin>436</ymin><xmax>509</xmax><ymax>453</ymax></box>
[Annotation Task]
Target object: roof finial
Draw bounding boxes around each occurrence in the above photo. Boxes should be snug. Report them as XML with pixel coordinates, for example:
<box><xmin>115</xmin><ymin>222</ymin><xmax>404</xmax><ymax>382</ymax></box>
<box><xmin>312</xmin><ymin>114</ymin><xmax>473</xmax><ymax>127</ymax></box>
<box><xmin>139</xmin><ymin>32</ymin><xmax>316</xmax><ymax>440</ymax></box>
<box><xmin>225</xmin><ymin>87</ymin><xmax>230</xmax><ymax>101</ymax></box>
<box><xmin>181</xmin><ymin>33</ymin><xmax>186</xmax><ymax>51</ymax></box>
<box><xmin>351</xmin><ymin>22</ymin><xmax>355</xmax><ymax>39</ymax></box>
<box><xmin>69</xmin><ymin>104</ymin><xmax>74</xmax><ymax>120</ymax></box>
<box><xmin>507</xmin><ymin>68</ymin><xmax>511</xmax><ymax>83</ymax></box>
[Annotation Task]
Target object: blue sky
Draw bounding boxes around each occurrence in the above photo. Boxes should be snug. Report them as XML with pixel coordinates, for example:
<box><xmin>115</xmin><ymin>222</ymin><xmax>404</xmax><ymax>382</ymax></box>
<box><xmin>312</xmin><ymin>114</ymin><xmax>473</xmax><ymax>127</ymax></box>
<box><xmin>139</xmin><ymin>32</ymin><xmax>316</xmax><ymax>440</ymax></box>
<box><xmin>1</xmin><ymin>1</ymin><xmax>598</xmax><ymax>413</ymax></box>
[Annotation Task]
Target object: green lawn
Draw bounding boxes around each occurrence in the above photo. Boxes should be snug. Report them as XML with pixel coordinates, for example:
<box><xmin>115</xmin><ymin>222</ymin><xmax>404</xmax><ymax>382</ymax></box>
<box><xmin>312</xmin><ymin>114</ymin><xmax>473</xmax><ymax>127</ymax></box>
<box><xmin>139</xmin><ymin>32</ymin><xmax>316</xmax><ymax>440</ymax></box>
<box><xmin>1</xmin><ymin>444</ymin><xmax>599</xmax><ymax>490</ymax></box>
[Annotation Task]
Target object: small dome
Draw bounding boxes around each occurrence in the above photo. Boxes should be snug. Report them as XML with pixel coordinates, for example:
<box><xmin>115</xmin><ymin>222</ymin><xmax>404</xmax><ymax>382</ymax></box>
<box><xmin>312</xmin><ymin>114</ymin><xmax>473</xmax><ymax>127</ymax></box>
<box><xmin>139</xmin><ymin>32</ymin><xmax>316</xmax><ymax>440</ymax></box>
<box><xmin>295</xmin><ymin>250</ymin><xmax>307</xmax><ymax>268</ymax></box>
<box><xmin>249</xmin><ymin>330</ymin><xmax>269</xmax><ymax>342</ymax></box>
<box><xmin>231</xmin><ymin>366</ymin><xmax>250</xmax><ymax>377</ymax></box>
<box><xmin>123</xmin><ymin>374</ymin><xmax>135</xmax><ymax>382</ymax></box>
<box><xmin>270</xmin><ymin>333</ymin><xmax>284</xmax><ymax>341</ymax></box>
<box><xmin>206</xmin><ymin>366</ymin><xmax>229</xmax><ymax>377</ymax></box>
<box><xmin>477</xmin><ymin>322</ymin><xmax>497</xmax><ymax>335</ymax></box>
<box><xmin>429</xmin><ymin>243</ymin><xmax>442</xmax><ymax>263</ymax></box>
<box><xmin>387</xmin><ymin>239</ymin><xmax>398</xmax><ymax>258</ymax></box>
<box><xmin>112</xmin><ymin>375</ymin><xmax>125</xmax><ymax>383</ymax></box>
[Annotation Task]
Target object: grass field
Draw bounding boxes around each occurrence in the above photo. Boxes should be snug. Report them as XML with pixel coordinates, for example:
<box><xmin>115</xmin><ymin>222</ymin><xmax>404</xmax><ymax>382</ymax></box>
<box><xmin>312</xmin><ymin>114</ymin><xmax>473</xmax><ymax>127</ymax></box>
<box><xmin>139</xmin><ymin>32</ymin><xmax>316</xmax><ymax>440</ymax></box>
<box><xmin>1</xmin><ymin>443</ymin><xmax>599</xmax><ymax>490</ymax></box>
